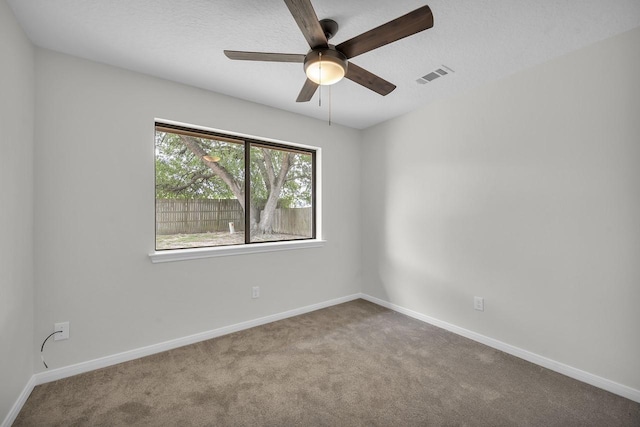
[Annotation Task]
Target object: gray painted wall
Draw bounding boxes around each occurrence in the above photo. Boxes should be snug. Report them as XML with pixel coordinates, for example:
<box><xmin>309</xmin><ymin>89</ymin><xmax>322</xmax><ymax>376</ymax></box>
<box><xmin>0</xmin><ymin>0</ymin><xmax>35</xmax><ymax>421</ymax></box>
<box><xmin>361</xmin><ymin>27</ymin><xmax>640</xmax><ymax>391</ymax></box>
<box><xmin>32</xmin><ymin>49</ymin><xmax>362</xmax><ymax>371</ymax></box>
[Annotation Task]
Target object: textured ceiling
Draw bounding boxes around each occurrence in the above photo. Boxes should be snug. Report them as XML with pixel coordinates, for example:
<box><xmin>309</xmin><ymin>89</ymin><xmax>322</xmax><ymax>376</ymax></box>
<box><xmin>7</xmin><ymin>0</ymin><xmax>640</xmax><ymax>129</ymax></box>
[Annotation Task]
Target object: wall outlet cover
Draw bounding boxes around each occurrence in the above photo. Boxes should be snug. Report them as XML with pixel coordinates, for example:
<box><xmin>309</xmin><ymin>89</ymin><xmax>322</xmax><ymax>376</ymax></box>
<box><xmin>474</xmin><ymin>297</ymin><xmax>484</xmax><ymax>312</ymax></box>
<box><xmin>54</xmin><ymin>322</ymin><xmax>70</xmax><ymax>340</ymax></box>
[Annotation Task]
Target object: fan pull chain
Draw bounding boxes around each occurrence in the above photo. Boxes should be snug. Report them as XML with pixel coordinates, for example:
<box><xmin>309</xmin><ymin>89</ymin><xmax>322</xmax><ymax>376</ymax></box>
<box><xmin>318</xmin><ymin>52</ymin><xmax>322</xmax><ymax>107</ymax></box>
<box><xmin>316</xmin><ymin>52</ymin><xmax>331</xmax><ymax>125</ymax></box>
<box><xmin>328</xmin><ymin>84</ymin><xmax>332</xmax><ymax>126</ymax></box>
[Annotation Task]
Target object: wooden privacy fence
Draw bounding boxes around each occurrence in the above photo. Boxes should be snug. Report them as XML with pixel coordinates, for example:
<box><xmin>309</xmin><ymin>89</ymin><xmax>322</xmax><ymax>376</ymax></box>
<box><xmin>156</xmin><ymin>199</ymin><xmax>312</xmax><ymax>236</ymax></box>
<box><xmin>269</xmin><ymin>207</ymin><xmax>312</xmax><ymax>236</ymax></box>
<box><xmin>156</xmin><ymin>199</ymin><xmax>244</xmax><ymax>235</ymax></box>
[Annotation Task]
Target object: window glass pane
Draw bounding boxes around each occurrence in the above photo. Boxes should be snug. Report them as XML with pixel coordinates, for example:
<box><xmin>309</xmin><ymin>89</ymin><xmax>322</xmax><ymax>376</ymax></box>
<box><xmin>155</xmin><ymin>123</ymin><xmax>316</xmax><ymax>251</ymax></box>
<box><xmin>249</xmin><ymin>145</ymin><xmax>313</xmax><ymax>243</ymax></box>
<box><xmin>155</xmin><ymin>130</ymin><xmax>245</xmax><ymax>249</ymax></box>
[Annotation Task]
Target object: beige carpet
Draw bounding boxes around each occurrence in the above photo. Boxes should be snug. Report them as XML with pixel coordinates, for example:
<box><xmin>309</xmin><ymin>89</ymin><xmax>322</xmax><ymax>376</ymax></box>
<box><xmin>15</xmin><ymin>299</ymin><xmax>640</xmax><ymax>426</ymax></box>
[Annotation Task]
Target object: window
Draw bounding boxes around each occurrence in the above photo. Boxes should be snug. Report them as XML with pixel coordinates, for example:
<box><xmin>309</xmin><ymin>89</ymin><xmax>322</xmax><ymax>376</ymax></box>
<box><xmin>154</xmin><ymin>122</ymin><xmax>316</xmax><ymax>252</ymax></box>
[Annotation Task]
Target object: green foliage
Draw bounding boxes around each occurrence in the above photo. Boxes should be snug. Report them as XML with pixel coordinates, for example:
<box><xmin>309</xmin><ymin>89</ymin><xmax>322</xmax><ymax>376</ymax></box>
<box><xmin>155</xmin><ymin>131</ymin><xmax>312</xmax><ymax>208</ymax></box>
<box><xmin>279</xmin><ymin>152</ymin><xmax>312</xmax><ymax>208</ymax></box>
<box><xmin>155</xmin><ymin>132</ymin><xmax>243</xmax><ymax>199</ymax></box>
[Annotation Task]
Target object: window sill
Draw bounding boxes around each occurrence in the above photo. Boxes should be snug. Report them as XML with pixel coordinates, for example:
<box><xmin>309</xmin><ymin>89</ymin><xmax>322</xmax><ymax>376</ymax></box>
<box><xmin>149</xmin><ymin>239</ymin><xmax>326</xmax><ymax>263</ymax></box>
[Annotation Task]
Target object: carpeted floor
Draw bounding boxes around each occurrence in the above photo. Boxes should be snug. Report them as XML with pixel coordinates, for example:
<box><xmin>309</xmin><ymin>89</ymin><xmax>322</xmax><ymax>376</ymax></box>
<box><xmin>14</xmin><ymin>299</ymin><xmax>640</xmax><ymax>426</ymax></box>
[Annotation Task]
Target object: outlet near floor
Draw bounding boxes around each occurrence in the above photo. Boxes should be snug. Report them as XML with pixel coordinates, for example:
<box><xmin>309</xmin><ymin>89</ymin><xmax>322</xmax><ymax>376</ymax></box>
<box><xmin>54</xmin><ymin>321</ymin><xmax>70</xmax><ymax>340</ymax></box>
<box><xmin>474</xmin><ymin>297</ymin><xmax>484</xmax><ymax>311</ymax></box>
<box><xmin>252</xmin><ymin>286</ymin><xmax>260</xmax><ymax>299</ymax></box>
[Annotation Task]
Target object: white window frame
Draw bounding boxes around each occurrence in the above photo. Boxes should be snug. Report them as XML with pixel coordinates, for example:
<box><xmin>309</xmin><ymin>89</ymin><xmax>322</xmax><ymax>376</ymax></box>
<box><xmin>149</xmin><ymin>119</ymin><xmax>324</xmax><ymax>263</ymax></box>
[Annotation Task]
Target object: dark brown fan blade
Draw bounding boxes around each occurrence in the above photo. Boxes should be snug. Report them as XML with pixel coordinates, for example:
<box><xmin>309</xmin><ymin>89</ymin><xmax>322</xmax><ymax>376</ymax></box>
<box><xmin>336</xmin><ymin>5</ymin><xmax>433</xmax><ymax>59</ymax></box>
<box><xmin>296</xmin><ymin>78</ymin><xmax>319</xmax><ymax>102</ymax></box>
<box><xmin>345</xmin><ymin>62</ymin><xmax>396</xmax><ymax>96</ymax></box>
<box><xmin>224</xmin><ymin>50</ymin><xmax>305</xmax><ymax>63</ymax></box>
<box><xmin>283</xmin><ymin>0</ymin><xmax>328</xmax><ymax>49</ymax></box>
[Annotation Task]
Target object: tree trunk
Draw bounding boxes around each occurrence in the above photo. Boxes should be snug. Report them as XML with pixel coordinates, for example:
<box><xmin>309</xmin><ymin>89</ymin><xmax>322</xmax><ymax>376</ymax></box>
<box><xmin>257</xmin><ymin>150</ymin><xmax>293</xmax><ymax>234</ymax></box>
<box><xmin>179</xmin><ymin>136</ymin><xmax>294</xmax><ymax>237</ymax></box>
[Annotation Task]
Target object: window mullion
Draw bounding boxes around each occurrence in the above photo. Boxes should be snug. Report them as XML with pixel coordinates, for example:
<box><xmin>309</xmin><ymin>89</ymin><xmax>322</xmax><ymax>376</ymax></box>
<box><xmin>244</xmin><ymin>141</ymin><xmax>251</xmax><ymax>244</ymax></box>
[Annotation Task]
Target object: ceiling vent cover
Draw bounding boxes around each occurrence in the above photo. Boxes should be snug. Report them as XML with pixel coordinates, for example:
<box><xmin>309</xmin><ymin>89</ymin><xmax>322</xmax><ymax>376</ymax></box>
<box><xmin>417</xmin><ymin>66</ymin><xmax>454</xmax><ymax>84</ymax></box>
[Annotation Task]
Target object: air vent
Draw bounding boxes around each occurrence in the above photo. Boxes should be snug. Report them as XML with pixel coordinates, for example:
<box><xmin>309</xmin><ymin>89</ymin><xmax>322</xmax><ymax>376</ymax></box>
<box><xmin>422</xmin><ymin>72</ymin><xmax>440</xmax><ymax>82</ymax></box>
<box><xmin>416</xmin><ymin>65</ymin><xmax>454</xmax><ymax>84</ymax></box>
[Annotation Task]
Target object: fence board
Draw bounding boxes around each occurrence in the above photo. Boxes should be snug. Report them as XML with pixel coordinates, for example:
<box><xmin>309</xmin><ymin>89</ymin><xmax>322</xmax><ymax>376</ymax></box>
<box><xmin>269</xmin><ymin>207</ymin><xmax>312</xmax><ymax>236</ymax></box>
<box><xmin>156</xmin><ymin>199</ymin><xmax>244</xmax><ymax>235</ymax></box>
<box><xmin>157</xmin><ymin>199</ymin><xmax>312</xmax><ymax>236</ymax></box>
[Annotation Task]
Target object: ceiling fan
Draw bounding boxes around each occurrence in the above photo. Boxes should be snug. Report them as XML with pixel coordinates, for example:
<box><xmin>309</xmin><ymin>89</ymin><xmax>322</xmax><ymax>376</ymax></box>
<box><xmin>224</xmin><ymin>0</ymin><xmax>434</xmax><ymax>102</ymax></box>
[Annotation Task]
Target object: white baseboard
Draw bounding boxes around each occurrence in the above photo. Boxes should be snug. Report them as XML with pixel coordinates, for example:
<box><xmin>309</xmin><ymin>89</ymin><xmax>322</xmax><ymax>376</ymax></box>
<box><xmin>1</xmin><ymin>375</ymin><xmax>36</xmax><ymax>427</ymax></box>
<box><xmin>360</xmin><ymin>293</ymin><xmax>640</xmax><ymax>404</ymax></box>
<box><xmin>34</xmin><ymin>293</ymin><xmax>361</xmax><ymax>386</ymax></box>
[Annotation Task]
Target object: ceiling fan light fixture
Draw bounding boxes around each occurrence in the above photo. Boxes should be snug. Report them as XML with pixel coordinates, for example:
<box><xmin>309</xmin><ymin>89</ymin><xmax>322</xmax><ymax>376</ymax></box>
<box><xmin>304</xmin><ymin>48</ymin><xmax>348</xmax><ymax>85</ymax></box>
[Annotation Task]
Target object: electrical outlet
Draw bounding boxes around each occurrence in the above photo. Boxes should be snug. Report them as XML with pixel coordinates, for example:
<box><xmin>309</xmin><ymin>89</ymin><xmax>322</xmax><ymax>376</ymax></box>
<box><xmin>252</xmin><ymin>286</ymin><xmax>260</xmax><ymax>299</ymax></box>
<box><xmin>474</xmin><ymin>297</ymin><xmax>484</xmax><ymax>311</ymax></box>
<box><xmin>54</xmin><ymin>322</ymin><xmax>70</xmax><ymax>340</ymax></box>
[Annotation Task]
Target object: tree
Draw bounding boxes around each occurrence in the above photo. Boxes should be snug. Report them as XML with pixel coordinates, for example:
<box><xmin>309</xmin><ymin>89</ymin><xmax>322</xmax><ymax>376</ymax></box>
<box><xmin>155</xmin><ymin>131</ymin><xmax>311</xmax><ymax>236</ymax></box>
<box><xmin>155</xmin><ymin>132</ymin><xmax>242</xmax><ymax>200</ymax></box>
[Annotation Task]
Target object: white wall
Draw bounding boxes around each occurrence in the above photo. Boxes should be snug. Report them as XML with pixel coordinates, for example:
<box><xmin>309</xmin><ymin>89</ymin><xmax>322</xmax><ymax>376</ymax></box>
<box><xmin>361</xmin><ymin>27</ymin><xmax>640</xmax><ymax>391</ymax></box>
<box><xmin>33</xmin><ymin>49</ymin><xmax>362</xmax><ymax>370</ymax></box>
<box><xmin>0</xmin><ymin>0</ymin><xmax>35</xmax><ymax>421</ymax></box>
